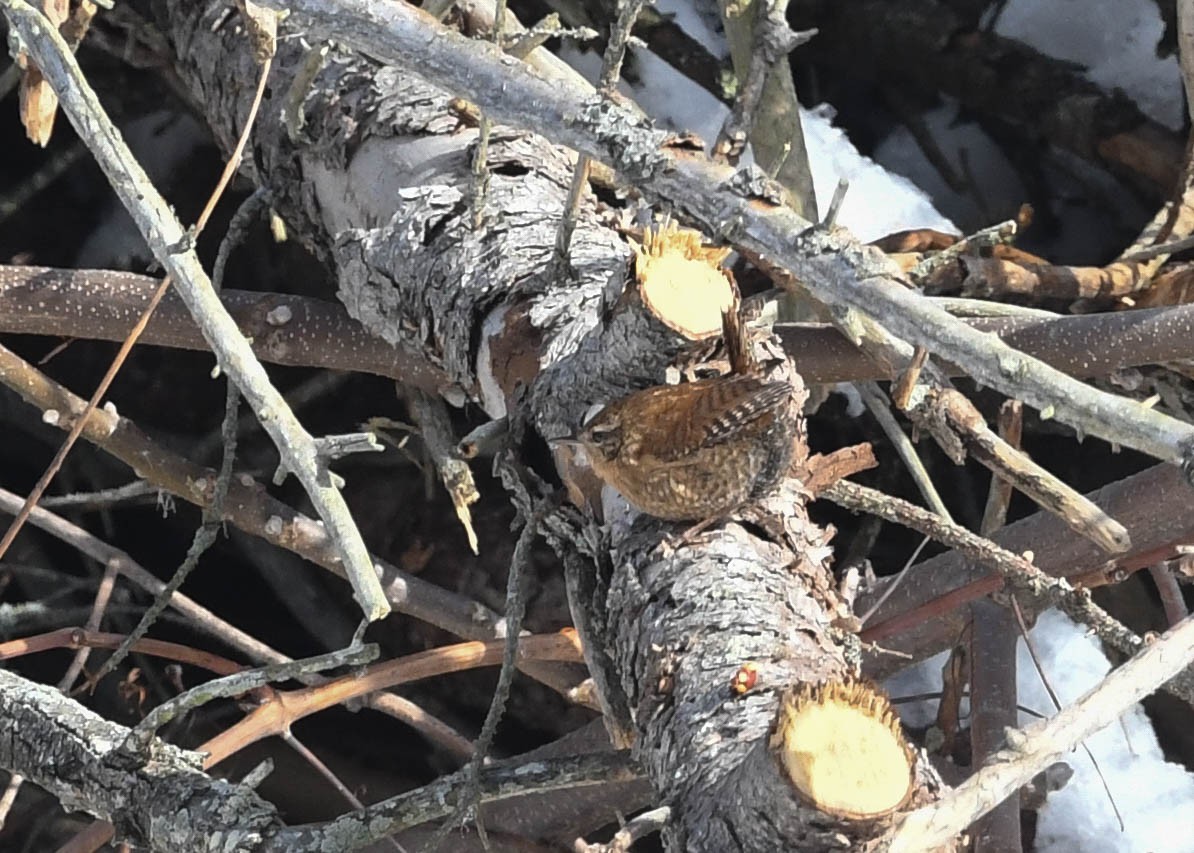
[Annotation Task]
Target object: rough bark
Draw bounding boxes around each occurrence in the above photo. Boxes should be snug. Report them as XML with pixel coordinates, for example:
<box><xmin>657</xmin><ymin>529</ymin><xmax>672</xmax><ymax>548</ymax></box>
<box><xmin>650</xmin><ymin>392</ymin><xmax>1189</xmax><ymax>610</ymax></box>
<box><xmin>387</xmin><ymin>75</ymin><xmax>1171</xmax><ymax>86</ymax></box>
<box><xmin>0</xmin><ymin>668</ymin><xmax>276</xmax><ymax>851</ymax></box>
<box><xmin>143</xmin><ymin>2</ymin><xmax>941</xmax><ymax>849</ymax></box>
<box><xmin>589</xmin><ymin>483</ymin><xmax>943</xmax><ymax>849</ymax></box>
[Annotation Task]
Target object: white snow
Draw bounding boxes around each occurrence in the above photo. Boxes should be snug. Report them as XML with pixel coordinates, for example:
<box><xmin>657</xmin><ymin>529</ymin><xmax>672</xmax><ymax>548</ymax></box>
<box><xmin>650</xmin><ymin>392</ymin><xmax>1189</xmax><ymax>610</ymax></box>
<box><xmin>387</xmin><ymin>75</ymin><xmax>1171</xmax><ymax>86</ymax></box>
<box><xmin>993</xmin><ymin>0</ymin><xmax>1183</xmax><ymax>131</ymax></box>
<box><xmin>560</xmin><ymin>42</ymin><xmax>958</xmax><ymax>241</ymax></box>
<box><xmin>558</xmin><ymin>6</ymin><xmax>1194</xmax><ymax>848</ymax></box>
<box><xmin>887</xmin><ymin>610</ymin><xmax>1194</xmax><ymax>853</ymax></box>
<box><xmin>801</xmin><ymin>103</ymin><xmax>958</xmax><ymax>241</ymax></box>
<box><xmin>655</xmin><ymin>0</ymin><xmax>727</xmax><ymax>59</ymax></box>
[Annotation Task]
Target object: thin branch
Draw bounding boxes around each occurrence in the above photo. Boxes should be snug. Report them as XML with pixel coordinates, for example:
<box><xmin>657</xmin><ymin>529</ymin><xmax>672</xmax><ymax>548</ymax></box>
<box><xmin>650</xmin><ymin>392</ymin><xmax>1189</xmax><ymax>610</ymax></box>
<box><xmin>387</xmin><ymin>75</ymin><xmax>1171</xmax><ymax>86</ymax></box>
<box><xmin>826</xmin><ymin>479</ymin><xmax>1194</xmax><ymax>706</ymax></box>
<box><xmin>889</xmin><ymin>614</ymin><xmax>1194</xmax><ymax>852</ymax></box>
<box><xmin>574</xmin><ymin>805</ymin><xmax>670</xmax><ymax>852</ymax></box>
<box><xmin>969</xmin><ymin>400</ymin><xmax>1021</xmax><ymax>853</ymax></box>
<box><xmin>89</xmin><ymin>379</ymin><xmax>240</xmax><ymax>687</ymax></box>
<box><xmin>0</xmin><ymin>139</ymin><xmax>87</xmax><ymax>226</ymax></box>
<box><xmin>211</xmin><ymin>187</ymin><xmax>271</xmax><ymax>292</ymax></box>
<box><xmin>909</xmin><ymin>219</ymin><xmax>1018</xmax><ymax>281</ymax></box>
<box><xmin>0</xmin><ymin>0</ymin><xmax>389</xmax><ymax>622</ymax></box>
<box><xmin>1149</xmin><ymin>561</ymin><xmax>1190</xmax><ymax>627</ymax></box>
<box><xmin>118</xmin><ymin>646</ymin><xmax>378</xmax><ymax>760</ymax></box>
<box><xmin>265</xmin><ymin>751</ymin><xmax>638</xmax><ymax>851</ymax></box>
<box><xmin>279</xmin><ymin>731</ymin><xmax>408</xmax><ymax>852</ymax></box>
<box><xmin>715</xmin><ymin>0</ymin><xmax>817</xmax><ymax>217</ymax></box>
<box><xmin>467</xmin><ymin>0</ymin><xmax>505</xmax><ymax>227</ymax></box>
<box><xmin>1</xmin><ymin>628</ymin><xmax>248</xmax><ymax>676</ymax></box>
<box><xmin>10</xmin><ymin>266</ymin><xmax>1194</xmax><ymax>386</ymax></box>
<box><xmin>927</xmin><ymin>387</ymin><xmax>1129</xmax><ymax>554</ymax></box>
<box><xmin>261</xmin><ymin>0</ymin><xmax>1194</xmax><ymax>469</ymax></box>
<box><xmin>855</xmin><ymin>381</ymin><xmax>951</xmax><ymax>520</ymax></box>
<box><xmin>428</xmin><ymin>496</ymin><xmax>544</xmax><ymax>847</ymax></box>
<box><xmin>552</xmin><ymin>0</ymin><xmax>646</xmax><ymax>270</ymax></box>
<box><xmin>198</xmin><ymin>633</ymin><xmax>584</xmax><ymax>768</ymax></box>
<box><xmin>407</xmin><ymin>389</ymin><xmax>480</xmax><ymax>554</ymax></box>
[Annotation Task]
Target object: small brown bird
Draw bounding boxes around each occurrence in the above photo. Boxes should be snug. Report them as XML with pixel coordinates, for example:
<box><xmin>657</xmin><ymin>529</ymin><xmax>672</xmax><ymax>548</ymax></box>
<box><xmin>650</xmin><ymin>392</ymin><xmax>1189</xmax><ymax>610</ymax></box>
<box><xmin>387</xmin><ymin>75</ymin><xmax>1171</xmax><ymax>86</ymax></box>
<box><xmin>575</xmin><ymin>374</ymin><xmax>798</xmax><ymax>521</ymax></box>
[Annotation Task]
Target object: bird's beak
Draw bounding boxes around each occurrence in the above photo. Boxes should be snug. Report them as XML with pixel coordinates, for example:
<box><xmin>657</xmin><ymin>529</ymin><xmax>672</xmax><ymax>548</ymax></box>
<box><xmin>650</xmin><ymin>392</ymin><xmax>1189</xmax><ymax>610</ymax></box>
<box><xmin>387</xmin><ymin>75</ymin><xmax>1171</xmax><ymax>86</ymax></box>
<box><xmin>548</xmin><ymin>435</ymin><xmax>582</xmax><ymax>448</ymax></box>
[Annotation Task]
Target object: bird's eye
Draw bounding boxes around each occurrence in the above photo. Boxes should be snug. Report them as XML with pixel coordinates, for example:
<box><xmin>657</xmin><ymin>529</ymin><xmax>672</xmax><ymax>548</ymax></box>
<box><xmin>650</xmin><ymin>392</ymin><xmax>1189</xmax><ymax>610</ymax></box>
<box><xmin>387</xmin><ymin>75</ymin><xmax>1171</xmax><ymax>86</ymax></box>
<box><xmin>586</xmin><ymin>421</ymin><xmax>623</xmax><ymax>456</ymax></box>
<box><xmin>590</xmin><ymin>422</ymin><xmax>617</xmax><ymax>440</ymax></box>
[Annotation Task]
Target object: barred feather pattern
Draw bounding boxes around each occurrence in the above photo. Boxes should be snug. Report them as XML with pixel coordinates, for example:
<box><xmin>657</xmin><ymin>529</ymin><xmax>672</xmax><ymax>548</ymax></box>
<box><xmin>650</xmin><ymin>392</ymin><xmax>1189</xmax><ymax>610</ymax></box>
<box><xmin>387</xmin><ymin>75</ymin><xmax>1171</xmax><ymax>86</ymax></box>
<box><xmin>578</xmin><ymin>376</ymin><xmax>797</xmax><ymax>520</ymax></box>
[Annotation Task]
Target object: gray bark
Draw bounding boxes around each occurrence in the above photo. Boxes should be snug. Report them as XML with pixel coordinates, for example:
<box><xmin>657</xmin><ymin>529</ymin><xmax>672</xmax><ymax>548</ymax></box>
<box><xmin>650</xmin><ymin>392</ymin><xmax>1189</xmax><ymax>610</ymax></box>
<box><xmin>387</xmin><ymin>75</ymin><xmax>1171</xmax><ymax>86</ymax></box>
<box><xmin>136</xmin><ymin>3</ymin><xmax>940</xmax><ymax>849</ymax></box>
<box><xmin>0</xmin><ymin>668</ymin><xmax>276</xmax><ymax>851</ymax></box>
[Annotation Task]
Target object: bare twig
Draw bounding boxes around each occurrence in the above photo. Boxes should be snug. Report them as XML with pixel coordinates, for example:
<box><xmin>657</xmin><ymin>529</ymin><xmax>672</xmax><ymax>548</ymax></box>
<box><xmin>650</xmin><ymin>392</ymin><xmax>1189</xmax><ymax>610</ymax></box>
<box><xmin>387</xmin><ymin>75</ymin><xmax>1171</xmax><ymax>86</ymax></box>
<box><xmin>928</xmin><ymin>387</ymin><xmax>1130</xmax><ymax>554</ymax></box>
<box><xmin>969</xmin><ymin>400</ymin><xmax>1021</xmax><ymax>853</ymax></box>
<box><xmin>890</xmin><ymin>614</ymin><xmax>1194</xmax><ymax>852</ymax></box>
<box><xmin>290</xmin><ymin>0</ymin><xmax>1194</xmax><ymax>468</ymax></box>
<box><xmin>714</xmin><ymin>1</ymin><xmax>815</xmax><ymax>167</ymax></box>
<box><xmin>467</xmin><ymin>0</ymin><xmax>506</xmax><ymax>227</ymax></box>
<box><xmin>0</xmin><ymin>266</ymin><xmax>450</xmax><ymax>391</ymax></box>
<box><xmin>574</xmin><ymin>805</ymin><xmax>670</xmax><ymax>852</ymax></box>
<box><xmin>909</xmin><ymin>220</ymin><xmax>1018</xmax><ymax>281</ymax></box>
<box><xmin>858</xmin><ymin>534</ymin><xmax>932</xmax><ymax>627</ymax></box>
<box><xmin>505</xmin><ymin>14</ymin><xmax>597</xmax><ymax>59</ymax></box>
<box><xmin>265</xmin><ymin>751</ymin><xmax>637</xmax><ymax>851</ymax></box>
<box><xmin>118</xmin><ymin>646</ymin><xmax>378</xmax><ymax>760</ymax></box>
<box><xmin>88</xmin><ymin>380</ymin><xmax>240</xmax><ymax>687</ymax></box>
<box><xmin>825</xmin><ymin>479</ymin><xmax>1194</xmax><ymax>706</ymax></box>
<box><xmin>279</xmin><ymin>731</ymin><xmax>408</xmax><ymax>852</ymax></box>
<box><xmin>408</xmin><ymin>390</ymin><xmax>480</xmax><ymax>554</ymax></box>
<box><xmin>38</xmin><ymin>480</ymin><xmax>158</xmax><ymax>509</ymax></box>
<box><xmin>428</xmin><ymin>496</ymin><xmax>545</xmax><ymax>848</ymax></box>
<box><xmin>855</xmin><ymin>381</ymin><xmax>950</xmax><ymax>520</ymax></box>
<box><xmin>0</xmin><ymin>139</ymin><xmax>87</xmax><ymax>226</ymax></box>
<box><xmin>198</xmin><ymin>633</ymin><xmax>585</xmax><ymax>769</ymax></box>
<box><xmin>553</xmin><ymin>0</ymin><xmax>645</xmax><ymax>271</ymax></box>
<box><xmin>211</xmin><ymin>187</ymin><xmax>271</xmax><ymax>292</ymax></box>
<box><xmin>821</xmin><ymin>177</ymin><xmax>849</xmax><ymax>228</ymax></box>
<box><xmin>968</xmin><ymin>598</ymin><xmax>1020</xmax><ymax>852</ymax></box>
<box><xmin>1120</xmin><ymin>232</ymin><xmax>1194</xmax><ymax>262</ymax></box>
<box><xmin>1149</xmin><ymin>562</ymin><xmax>1190</xmax><ymax>626</ymax></box>
<box><xmin>716</xmin><ymin>0</ymin><xmax>817</xmax><ymax>218</ymax></box>
<box><xmin>0</xmin><ymin>0</ymin><xmax>390</xmax><ymax>621</ymax></box>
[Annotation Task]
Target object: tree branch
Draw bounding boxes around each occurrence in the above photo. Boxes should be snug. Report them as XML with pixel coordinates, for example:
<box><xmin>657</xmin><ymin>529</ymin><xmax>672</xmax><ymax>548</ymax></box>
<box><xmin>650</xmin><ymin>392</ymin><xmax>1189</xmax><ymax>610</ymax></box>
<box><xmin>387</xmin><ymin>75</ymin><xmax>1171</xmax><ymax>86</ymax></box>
<box><xmin>0</xmin><ymin>667</ymin><xmax>276</xmax><ymax>851</ymax></box>
<box><xmin>255</xmin><ymin>0</ymin><xmax>1194</xmax><ymax>472</ymax></box>
<box><xmin>889</xmin><ymin>614</ymin><xmax>1194</xmax><ymax>852</ymax></box>
<box><xmin>1</xmin><ymin>0</ymin><xmax>389</xmax><ymax>621</ymax></box>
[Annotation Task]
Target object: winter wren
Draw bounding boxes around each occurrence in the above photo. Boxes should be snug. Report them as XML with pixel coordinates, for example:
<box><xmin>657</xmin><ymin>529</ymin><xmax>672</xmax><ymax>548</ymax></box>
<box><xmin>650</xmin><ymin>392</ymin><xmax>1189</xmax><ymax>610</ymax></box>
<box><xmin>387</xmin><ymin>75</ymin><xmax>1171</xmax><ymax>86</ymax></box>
<box><xmin>576</xmin><ymin>374</ymin><xmax>798</xmax><ymax>520</ymax></box>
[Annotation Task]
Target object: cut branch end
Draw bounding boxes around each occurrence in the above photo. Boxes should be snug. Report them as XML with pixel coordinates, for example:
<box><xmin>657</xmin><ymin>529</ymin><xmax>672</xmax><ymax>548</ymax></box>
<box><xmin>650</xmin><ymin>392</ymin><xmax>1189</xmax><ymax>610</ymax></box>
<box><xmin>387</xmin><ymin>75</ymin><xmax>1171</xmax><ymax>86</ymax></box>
<box><xmin>633</xmin><ymin>222</ymin><xmax>737</xmax><ymax>340</ymax></box>
<box><xmin>771</xmin><ymin>680</ymin><xmax>914</xmax><ymax>820</ymax></box>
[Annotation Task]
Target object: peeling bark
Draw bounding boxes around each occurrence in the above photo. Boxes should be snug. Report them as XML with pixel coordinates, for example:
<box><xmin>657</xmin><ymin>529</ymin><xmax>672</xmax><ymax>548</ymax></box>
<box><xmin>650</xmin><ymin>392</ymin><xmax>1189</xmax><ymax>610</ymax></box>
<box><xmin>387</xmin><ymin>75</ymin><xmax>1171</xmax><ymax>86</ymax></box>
<box><xmin>144</xmin><ymin>3</ymin><xmax>944</xmax><ymax>848</ymax></box>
